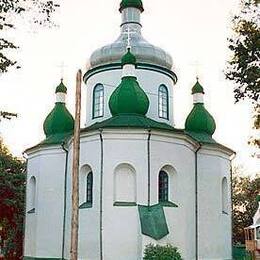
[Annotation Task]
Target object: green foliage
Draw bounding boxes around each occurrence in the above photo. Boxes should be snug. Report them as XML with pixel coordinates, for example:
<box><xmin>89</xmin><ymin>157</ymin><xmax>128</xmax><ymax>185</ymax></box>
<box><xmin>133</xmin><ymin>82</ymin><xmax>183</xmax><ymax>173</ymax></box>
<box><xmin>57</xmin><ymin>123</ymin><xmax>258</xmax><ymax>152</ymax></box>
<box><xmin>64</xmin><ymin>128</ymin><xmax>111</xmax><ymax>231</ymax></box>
<box><xmin>143</xmin><ymin>244</ymin><xmax>183</xmax><ymax>260</ymax></box>
<box><xmin>0</xmin><ymin>138</ymin><xmax>26</xmax><ymax>258</ymax></box>
<box><xmin>232</xmin><ymin>167</ymin><xmax>260</xmax><ymax>244</ymax></box>
<box><xmin>0</xmin><ymin>0</ymin><xmax>59</xmax><ymax>73</ymax></box>
<box><xmin>226</xmin><ymin>0</ymin><xmax>260</xmax><ymax>103</ymax></box>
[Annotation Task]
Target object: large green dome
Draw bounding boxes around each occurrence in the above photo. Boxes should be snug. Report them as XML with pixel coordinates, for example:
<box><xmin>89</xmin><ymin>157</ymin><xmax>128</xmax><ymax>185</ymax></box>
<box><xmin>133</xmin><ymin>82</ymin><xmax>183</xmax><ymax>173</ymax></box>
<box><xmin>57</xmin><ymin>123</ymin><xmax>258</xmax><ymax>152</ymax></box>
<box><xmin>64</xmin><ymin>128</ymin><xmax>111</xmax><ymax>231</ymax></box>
<box><xmin>43</xmin><ymin>81</ymin><xmax>74</xmax><ymax>138</ymax></box>
<box><xmin>119</xmin><ymin>0</ymin><xmax>144</xmax><ymax>12</ymax></box>
<box><xmin>185</xmin><ymin>103</ymin><xmax>216</xmax><ymax>136</ymax></box>
<box><xmin>43</xmin><ymin>103</ymin><xmax>74</xmax><ymax>137</ymax></box>
<box><xmin>109</xmin><ymin>76</ymin><xmax>149</xmax><ymax>116</ymax></box>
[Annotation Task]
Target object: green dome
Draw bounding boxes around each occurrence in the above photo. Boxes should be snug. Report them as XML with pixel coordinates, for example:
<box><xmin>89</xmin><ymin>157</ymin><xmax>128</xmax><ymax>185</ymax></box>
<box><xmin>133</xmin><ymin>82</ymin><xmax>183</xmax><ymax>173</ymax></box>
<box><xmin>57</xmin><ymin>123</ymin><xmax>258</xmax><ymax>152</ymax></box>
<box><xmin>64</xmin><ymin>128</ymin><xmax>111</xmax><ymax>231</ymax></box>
<box><xmin>121</xmin><ymin>48</ymin><xmax>136</xmax><ymax>66</ymax></box>
<box><xmin>55</xmin><ymin>80</ymin><xmax>67</xmax><ymax>94</ymax></box>
<box><xmin>119</xmin><ymin>0</ymin><xmax>144</xmax><ymax>12</ymax></box>
<box><xmin>109</xmin><ymin>76</ymin><xmax>149</xmax><ymax>116</ymax></box>
<box><xmin>43</xmin><ymin>103</ymin><xmax>74</xmax><ymax>137</ymax></box>
<box><xmin>192</xmin><ymin>80</ymin><xmax>204</xmax><ymax>94</ymax></box>
<box><xmin>185</xmin><ymin>104</ymin><xmax>216</xmax><ymax>136</ymax></box>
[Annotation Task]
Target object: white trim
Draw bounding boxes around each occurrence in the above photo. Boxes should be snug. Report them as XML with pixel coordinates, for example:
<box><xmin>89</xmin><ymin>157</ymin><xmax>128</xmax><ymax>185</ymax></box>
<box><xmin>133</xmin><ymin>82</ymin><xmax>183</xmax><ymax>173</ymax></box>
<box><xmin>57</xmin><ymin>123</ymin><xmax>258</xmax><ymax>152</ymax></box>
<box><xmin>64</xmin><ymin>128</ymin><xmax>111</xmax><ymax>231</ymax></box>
<box><xmin>56</xmin><ymin>92</ymin><xmax>66</xmax><ymax>103</ymax></box>
<box><xmin>122</xmin><ymin>64</ymin><xmax>136</xmax><ymax>77</ymax></box>
<box><xmin>193</xmin><ymin>93</ymin><xmax>204</xmax><ymax>104</ymax></box>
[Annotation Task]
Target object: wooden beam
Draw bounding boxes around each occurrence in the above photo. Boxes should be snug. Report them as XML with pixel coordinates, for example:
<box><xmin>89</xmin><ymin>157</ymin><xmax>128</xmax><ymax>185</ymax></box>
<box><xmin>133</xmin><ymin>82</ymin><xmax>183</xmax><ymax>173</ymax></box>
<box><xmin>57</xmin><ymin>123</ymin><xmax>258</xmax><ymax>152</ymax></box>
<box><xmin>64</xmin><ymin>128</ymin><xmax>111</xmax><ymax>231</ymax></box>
<box><xmin>70</xmin><ymin>70</ymin><xmax>82</xmax><ymax>260</ymax></box>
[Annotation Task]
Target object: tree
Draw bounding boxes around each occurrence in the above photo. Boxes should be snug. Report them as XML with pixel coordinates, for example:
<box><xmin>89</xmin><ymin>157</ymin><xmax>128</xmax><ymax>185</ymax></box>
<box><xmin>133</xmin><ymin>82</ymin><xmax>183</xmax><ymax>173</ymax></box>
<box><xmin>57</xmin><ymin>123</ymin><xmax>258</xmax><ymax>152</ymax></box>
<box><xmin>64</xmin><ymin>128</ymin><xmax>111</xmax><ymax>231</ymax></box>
<box><xmin>232</xmin><ymin>168</ymin><xmax>260</xmax><ymax>244</ymax></box>
<box><xmin>226</xmin><ymin>0</ymin><xmax>260</xmax><ymax>103</ymax></box>
<box><xmin>226</xmin><ymin>0</ymin><xmax>260</xmax><ymax>153</ymax></box>
<box><xmin>0</xmin><ymin>0</ymin><xmax>59</xmax><ymax>73</ymax></box>
<box><xmin>0</xmin><ymin>138</ymin><xmax>26</xmax><ymax>258</ymax></box>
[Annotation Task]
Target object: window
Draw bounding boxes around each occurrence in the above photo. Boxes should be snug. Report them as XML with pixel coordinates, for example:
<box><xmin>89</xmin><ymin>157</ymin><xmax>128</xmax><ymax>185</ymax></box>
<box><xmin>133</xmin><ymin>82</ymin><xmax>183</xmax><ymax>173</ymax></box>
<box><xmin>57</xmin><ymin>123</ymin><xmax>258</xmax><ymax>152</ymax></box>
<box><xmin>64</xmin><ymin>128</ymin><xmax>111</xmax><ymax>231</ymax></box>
<box><xmin>222</xmin><ymin>177</ymin><xmax>228</xmax><ymax>214</ymax></box>
<box><xmin>158</xmin><ymin>171</ymin><xmax>169</xmax><ymax>202</ymax></box>
<box><xmin>28</xmin><ymin>176</ymin><xmax>36</xmax><ymax>213</ymax></box>
<box><xmin>93</xmin><ymin>84</ymin><xmax>104</xmax><ymax>118</ymax></box>
<box><xmin>86</xmin><ymin>172</ymin><xmax>93</xmax><ymax>204</ymax></box>
<box><xmin>158</xmin><ymin>85</ymin><xmax>169</xmax><ymax>119</ymax></box>
<box><xmin>79</xmin><ymin>165</ymin><xmax>93</xmax><ymax>209</ymax></box>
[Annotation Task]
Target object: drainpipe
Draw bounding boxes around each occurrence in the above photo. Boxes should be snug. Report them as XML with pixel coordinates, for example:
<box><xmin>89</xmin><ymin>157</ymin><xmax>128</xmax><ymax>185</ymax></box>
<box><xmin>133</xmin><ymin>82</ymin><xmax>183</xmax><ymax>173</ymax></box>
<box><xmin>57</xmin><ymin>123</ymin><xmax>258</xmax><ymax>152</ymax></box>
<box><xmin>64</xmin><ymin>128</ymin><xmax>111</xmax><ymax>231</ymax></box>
<box><xmin>195</xmin><ymin>144</ymin><xmax>201</xmax><ymax>260</ymax></box>
<box><xmin>61</xmin><ymin>142</ymin><xmax>69</xmax><ymax>260</ymax></box>
<box><xmin>99</xmin><ymin>129</ymin><xmax>104</xmax><ymax>260</ymax></box>
<box><xmin>147</xmin><ymin>129</ymin><xmax>151</xmax><ymax>207</ymax></box>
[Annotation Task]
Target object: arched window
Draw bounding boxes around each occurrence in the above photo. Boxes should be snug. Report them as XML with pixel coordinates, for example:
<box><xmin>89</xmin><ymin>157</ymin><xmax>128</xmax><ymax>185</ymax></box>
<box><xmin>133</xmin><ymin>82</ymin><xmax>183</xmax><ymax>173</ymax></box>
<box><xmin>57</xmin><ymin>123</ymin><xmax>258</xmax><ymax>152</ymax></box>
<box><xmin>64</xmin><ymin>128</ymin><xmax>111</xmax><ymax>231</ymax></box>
<box><xmin>114</xmin><ymin>164</ymin><xmax>136</xmax><ymax>206</ymax></box>
<box><xmin>93</xmin><ymin>84</ymin><xmax>104</xmax><ymax>118</ymax></box>
<box><xmin>28</xmin><ymin>176</ymin><xmax>36</xmax><ymax>213</ymax></box>
<box><xmin>222</xmin><ymin>177</ymin><xmax>228</xmax><ymax>214</ymax></box>
<box><xmin>79</xmin><ymin>165</ymin><xmax>93</xmax><ymax>208</ymax></box>
<box><xmin>158</xmin><ymin>171</ymin><xmax>169</xmax><ymax>202</ymax></box>
<box><xmin>86</xmin><ymin>172</ymin><xmax>93</xmax><ymax>204</ymax></box>
<box><xmin>158</xmin><ymin>85</ymin><xmax>169</xmax><ymax>119</ymax></box>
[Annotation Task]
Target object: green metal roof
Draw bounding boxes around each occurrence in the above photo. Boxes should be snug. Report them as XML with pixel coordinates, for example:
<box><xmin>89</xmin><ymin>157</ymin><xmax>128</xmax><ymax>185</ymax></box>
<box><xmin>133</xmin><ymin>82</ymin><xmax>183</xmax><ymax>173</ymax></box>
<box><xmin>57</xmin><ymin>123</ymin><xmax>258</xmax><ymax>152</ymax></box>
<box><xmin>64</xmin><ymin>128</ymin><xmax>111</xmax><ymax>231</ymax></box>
<box><xmin>119</xmin><ymin>0</ymin><xmax>144</xmax><ymax>12</ymax></box>
<box><xmin>83</xmin><ymin>114</ymin><xmax>182</xmax><ymax>132</ymax></box>
<box><xmin>192</xmin><ymin>80</ymin><xmax>204</xmax><ymax>94</ymax></box>
<box><xmin>55</xmin><ymin>80</ymin><xmax>67</xmax><ymax>94</ymax></box>
<box><xmin>43</xmin><ymin>103</ymin><xmax>74</xmax><ymax>138</ymax></box>
<box><xmin>185</xmin><ymin>103</ymin><xmax>216</xmax><ymax>136</ymax></box>
<box><xmin>121</xmin><ymin>48</ymin><xmax>136</xmax><ymax>66</ymax></box>
<box><xmin>109</xmin><ymin>76</ymin><xmax>149</xmax><ymax>116</ymax></box>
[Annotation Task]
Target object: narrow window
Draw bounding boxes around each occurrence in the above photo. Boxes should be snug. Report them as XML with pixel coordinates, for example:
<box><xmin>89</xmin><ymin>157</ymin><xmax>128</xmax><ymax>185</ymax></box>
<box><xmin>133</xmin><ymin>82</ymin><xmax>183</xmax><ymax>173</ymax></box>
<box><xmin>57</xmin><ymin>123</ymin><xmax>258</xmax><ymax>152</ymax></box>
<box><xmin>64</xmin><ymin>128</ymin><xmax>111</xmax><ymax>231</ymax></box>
<box><xmin>158</xmin><ymin>85</ymin><xmax>169</xmax><ymax>119</ymax></box>
<box><xmin>86</xmin><ymin>172</ymin><xmax>93</xmax><ymax>204</ymax></box>
<box><xmin>28</xmin><ymin>176</ymin><xmax>36</xmax><ymax>213</ymax></box>
<box><xmin>222</xmin><ymin>177</ymin><xmax>228</xmax><ymax>214</ymax></box>
<box><xmin>93</xmin><ymin>84</ymin><xmax>104</xmax><ymax>118</ymax></box>
<box><xmin>159</xmin><ymin>171</ymin><xmax>169</xmax><ymax>202</ymax></box>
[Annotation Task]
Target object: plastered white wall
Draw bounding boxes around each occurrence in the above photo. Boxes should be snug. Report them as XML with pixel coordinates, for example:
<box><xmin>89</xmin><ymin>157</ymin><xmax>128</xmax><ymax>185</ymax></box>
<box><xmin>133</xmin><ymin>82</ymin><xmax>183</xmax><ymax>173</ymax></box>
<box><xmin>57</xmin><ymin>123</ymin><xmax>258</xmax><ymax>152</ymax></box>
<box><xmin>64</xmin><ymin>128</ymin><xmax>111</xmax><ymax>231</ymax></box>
<box><xmin>24</xmin><ymin>147</ymin><xmax>66</xmax><ymax>258</ymax></box>
<box><xmin>197</xmin><ymin>149</ymin><xmax>232</xmax><ymax>260</ymax></box>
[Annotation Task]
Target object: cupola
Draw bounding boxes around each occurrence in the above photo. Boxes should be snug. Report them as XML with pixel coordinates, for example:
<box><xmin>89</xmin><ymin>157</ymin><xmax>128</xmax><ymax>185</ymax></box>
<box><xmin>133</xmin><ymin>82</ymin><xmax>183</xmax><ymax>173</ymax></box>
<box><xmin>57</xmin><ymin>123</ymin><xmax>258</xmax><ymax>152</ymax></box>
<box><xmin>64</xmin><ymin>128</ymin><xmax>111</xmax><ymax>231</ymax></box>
<box><xmin>119</xmin><ymin>0</ymin><xmax>144</xmax><ymax>12</ymax></box>
<box><xmin>185</xmin><ymin>79</ymin><xmax>216</xmax><ymax>137</ymax></box>
<box><xmin>43</xmin><ymin>80</ymin><xmax>74</xmax><ymax>138</ymax></box>
<box><xmin>109</xmin><ymin>49</ymin><xmax>149</xmax><ymax>116</ymax></box>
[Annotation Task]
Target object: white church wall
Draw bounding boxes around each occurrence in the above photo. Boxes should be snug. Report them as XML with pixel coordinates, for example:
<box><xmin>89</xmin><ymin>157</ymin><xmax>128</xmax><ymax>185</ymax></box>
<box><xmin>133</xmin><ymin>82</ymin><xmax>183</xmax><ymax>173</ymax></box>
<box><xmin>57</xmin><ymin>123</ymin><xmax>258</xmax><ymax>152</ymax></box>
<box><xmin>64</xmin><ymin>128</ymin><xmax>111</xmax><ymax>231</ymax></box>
<box><xmin>149</xmin><ymin>133</ymin><xmax>196</xmax><ymax>259</ymax></box>
<box><xmin>63</xmin><ymin>134</ymin><xmax>102</xmax><ymax>260</ymax></box>
<box><xmin>25</xmin><ymin>147</ymin><xmax>67</xmax><ymax>258</ymax></box>
<box><xmin>85</xmin><ymin>68</ymin><xmax>175</xmax><ymax>127</ymax></box>
<box><xmin>101</xmin><ymin>130</ymin><xmax>147</xmax><ymax>260</ymax></box>
<box><xmin>24</xmin><ymin>155</ymin><xmax>40</xmax><ymax>257</ymax></box>
<box><xmin>197</xmin><ymin>148</ymin><xmax>232</xmax><ymax>260</ymax></box>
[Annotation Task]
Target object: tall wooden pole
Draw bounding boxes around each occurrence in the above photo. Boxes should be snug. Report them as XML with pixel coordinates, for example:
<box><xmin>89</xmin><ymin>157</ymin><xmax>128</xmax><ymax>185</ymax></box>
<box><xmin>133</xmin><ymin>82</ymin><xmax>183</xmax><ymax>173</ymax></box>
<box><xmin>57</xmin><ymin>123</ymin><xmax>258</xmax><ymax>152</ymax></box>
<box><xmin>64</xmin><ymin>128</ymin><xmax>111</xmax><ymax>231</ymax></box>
<box><xmin>70</xmin><ymin>70</ymin><xmax>82</xmax><ymax>260</ymax></box>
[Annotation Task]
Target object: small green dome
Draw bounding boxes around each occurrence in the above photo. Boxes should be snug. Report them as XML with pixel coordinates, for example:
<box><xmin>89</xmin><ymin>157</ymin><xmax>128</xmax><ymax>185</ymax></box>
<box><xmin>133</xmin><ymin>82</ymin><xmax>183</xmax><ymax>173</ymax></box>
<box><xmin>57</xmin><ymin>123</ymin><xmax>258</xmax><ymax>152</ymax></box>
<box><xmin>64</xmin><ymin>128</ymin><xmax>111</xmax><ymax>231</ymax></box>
<box><xmin>55</xmin><ymin>80</ymin><xmax>67</xmax><ymax>94</ymax></box>
<box><xmin>192</xmin><ymin>80</ymin><xmax>204</xmax><ymax>94</ymax></box>
<box><xmin>121</xmin><ymin>48</ymin><xmax>136</xmax><ymax>66</ymax></box>
<box><xmin>119</xmin><ymin>0</ymin><xmax>144</xmax><ymax>12</ymax></box>
<box><xmin>185</xmin><ymin>104</ymin><xmax>216</xmax><ymax>136</ymax></box>
<box><xmin>43</xmin><ymin>103</ymin><xmax>74</xmax><ymax>137</ymax></box>
<box><xmin>109</xmin><ymin>76</ymin><xmax>149</xmax><ymax>116</ymax></box>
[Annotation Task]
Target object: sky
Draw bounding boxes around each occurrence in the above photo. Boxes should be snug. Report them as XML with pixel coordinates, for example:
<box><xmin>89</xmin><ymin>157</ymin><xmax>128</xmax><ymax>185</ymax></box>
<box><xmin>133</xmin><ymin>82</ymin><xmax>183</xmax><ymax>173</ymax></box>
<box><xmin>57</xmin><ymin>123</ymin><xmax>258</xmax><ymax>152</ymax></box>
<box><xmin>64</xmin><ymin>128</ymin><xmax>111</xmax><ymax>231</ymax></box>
<box><xmin>0</xmin><ymin>0</ymin><xmax>259</xmax><ymax>175</ymax></box>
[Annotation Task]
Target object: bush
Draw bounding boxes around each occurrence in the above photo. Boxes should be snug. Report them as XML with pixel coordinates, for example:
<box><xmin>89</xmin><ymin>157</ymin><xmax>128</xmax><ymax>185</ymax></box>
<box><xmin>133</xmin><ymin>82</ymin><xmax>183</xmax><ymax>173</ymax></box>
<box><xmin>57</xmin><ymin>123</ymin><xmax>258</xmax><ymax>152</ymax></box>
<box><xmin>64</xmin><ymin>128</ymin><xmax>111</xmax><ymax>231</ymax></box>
<box><xmin>143</xmin><ymin>244</ymin><xmax>183</xmax><ymax>260</ymax></box>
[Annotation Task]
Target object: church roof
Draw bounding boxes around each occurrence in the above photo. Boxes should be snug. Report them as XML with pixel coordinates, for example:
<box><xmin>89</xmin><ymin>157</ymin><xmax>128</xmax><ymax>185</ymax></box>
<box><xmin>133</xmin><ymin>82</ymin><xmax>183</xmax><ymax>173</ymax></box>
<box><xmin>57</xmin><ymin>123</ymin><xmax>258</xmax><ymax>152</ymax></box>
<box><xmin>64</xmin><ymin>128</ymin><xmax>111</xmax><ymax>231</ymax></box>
<box><xmin>121</xmin><ymin>48</ymin><xmax>137</xmax><ymax>66</ymax></box>
<box><xmin>43</xmin><ymin>81</ymin><xmax>74</xmax><ymax>138</ymax></box>
<box><xmin>185</xmin><ymin>80</ymin><xmax>216</xmax><ymax>137</ymax></box>
<box><xmin>119</xmin><ymin>0</ymin><xmax>144</xmax><ymax>12</ymax></box>
<box><xmin>55</xmin><ymin>80</ymin><xmax>67</xmax><ymax>93</ymax></box>
<box><xmin>83</xmin><ymin>114</ymin><xmax>181</xmax><ymax>132</ymax></box>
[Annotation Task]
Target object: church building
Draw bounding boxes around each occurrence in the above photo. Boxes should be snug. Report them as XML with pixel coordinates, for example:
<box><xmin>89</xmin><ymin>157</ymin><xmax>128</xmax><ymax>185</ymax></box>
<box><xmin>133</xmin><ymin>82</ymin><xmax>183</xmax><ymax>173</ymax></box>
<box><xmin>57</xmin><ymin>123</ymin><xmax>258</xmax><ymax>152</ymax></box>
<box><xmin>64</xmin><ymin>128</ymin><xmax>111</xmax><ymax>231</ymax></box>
<box><xmin>23</xmin><ymin>0</ymin><xmax>234</xmax><ymax>259</ymax></box>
